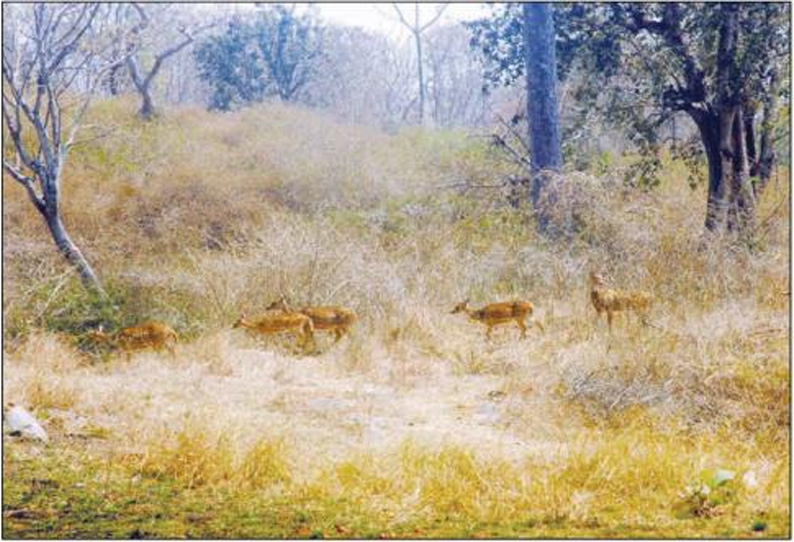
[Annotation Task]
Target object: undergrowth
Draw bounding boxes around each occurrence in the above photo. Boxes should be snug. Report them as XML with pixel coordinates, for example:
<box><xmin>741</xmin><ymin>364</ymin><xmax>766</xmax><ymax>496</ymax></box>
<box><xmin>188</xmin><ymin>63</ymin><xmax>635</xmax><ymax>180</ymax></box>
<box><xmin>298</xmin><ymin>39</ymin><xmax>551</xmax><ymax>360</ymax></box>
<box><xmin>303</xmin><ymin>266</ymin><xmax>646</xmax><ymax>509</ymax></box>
<box><xmin>3</xmin><ymin>98</ymin><xmax>789</xmax><ymax>538</ymax></box>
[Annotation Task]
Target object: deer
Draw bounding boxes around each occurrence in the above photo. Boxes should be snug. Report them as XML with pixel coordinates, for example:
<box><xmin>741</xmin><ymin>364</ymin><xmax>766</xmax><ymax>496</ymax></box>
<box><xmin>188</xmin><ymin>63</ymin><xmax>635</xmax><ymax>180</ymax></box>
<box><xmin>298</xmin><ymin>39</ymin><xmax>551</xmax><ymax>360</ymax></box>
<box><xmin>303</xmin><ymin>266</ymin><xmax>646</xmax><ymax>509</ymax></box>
<box><xmin>589</xmin><ymin>271</ymin><xmax>654</xmax><ymax>330</ymax></box>
<box><xmin>451</xmin><ymin>299</ymin><xmax>543</xmax><ymax>340</ymax></box>
<box><xmin>232</xmin><ymin>310</ymin><xmax>315</xmax><ymax>350</ymax></box>
<box><xmin>266</xmin><ymin>296</ymin><xmax>357</xmax><ymax>343</ymax></box>
<box><xmin>87</xmin><ymin>321</ymin><xmax>178</xmax><ymax>358</ymax></box>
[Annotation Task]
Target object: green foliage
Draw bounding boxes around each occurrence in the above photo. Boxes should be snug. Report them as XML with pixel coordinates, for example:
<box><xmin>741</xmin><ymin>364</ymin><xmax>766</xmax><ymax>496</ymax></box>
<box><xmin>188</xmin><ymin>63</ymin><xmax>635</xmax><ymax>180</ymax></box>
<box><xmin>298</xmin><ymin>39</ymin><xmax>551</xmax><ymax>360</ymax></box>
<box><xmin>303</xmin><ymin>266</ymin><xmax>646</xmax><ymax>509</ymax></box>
<box><xmin>677</xmin><ymin>469</ymin><xmax>739</xmax><ymax>519</ymax></box>
<box><xmin>194</xmin><ymin>5</ymin><xmax>323</xmax><ymax>110</ymax></box>
<box><xmin>671</xmin><ymin>136</ymin><xmax>708</xmax><ymax>190</ymax></box>
<box><xmin>468</xmin><ymin>4</ymin><xmax>790</xmax><ymax>188</ymax></box>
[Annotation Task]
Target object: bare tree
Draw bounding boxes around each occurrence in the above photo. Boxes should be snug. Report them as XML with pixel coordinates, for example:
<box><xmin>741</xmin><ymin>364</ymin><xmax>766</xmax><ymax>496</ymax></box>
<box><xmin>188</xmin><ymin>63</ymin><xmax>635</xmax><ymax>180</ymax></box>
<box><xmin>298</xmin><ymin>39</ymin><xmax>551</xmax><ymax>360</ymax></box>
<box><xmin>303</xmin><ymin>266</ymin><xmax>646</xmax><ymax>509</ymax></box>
<box><xmin>391</xmin><ymin>3</ymin><xmax>447</xmax><ymax>125</ymax></box>
<box><xmin>426</xmin><ymin>25</ymin><xmax>488</xmax><ymax>128</ymax></box>
<box><xmin>125</xmin><ymin>3</ymin><xmax>213</xmax><ymax>120</ymax></box>
<box><xmin>2</xmin><ymin>3</ymin><xmax>128</xmax><ymax>294</ymax></box>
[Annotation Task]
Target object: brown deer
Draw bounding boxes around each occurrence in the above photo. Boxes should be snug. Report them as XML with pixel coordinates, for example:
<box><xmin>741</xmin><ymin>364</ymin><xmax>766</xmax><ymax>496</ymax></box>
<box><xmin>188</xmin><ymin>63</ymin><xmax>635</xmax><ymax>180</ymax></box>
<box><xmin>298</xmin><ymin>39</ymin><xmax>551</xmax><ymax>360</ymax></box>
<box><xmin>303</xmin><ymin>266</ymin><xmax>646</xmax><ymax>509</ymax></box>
<box><xmin>589</xmin><ymin>271</ymin><xmax>653</xmax><ymax>329</ymax></box>
<box><xmin>266</xmin><ymin>297</ymin><xmax>357</xmax><ymax>343</ymax></box>
<box><xmin>88</xmin><ymin>321</ymin><xmax>178</xmax><ymax>358</ymax></box>
<box><xmin>232</xmin><ymin>311</ymin><xmax>315</xmax><ymax>350</ymax></box>
<box><xmin>451</xmin><ymin>299</ymin><xmax>543</xmax><ymax>340</ymax></box>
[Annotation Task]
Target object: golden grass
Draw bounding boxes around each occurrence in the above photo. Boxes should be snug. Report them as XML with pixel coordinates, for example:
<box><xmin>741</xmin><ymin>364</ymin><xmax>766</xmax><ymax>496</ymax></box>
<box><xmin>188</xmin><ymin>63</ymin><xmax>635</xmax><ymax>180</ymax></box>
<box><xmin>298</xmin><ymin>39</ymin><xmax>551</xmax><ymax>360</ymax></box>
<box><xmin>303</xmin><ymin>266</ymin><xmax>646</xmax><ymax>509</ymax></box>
<box><xmin>2</xmin><ymin>98</ymin><xmax>789</xmax><ymax>538</ymax></box>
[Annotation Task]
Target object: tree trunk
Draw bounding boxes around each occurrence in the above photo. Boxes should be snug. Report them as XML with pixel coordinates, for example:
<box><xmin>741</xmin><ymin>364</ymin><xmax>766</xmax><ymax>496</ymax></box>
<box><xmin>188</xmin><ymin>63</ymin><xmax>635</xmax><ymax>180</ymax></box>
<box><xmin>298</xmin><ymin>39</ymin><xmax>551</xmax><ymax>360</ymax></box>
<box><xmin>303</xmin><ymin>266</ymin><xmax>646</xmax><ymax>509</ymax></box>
<box><xmin>698</xmin><ymin>3</ymin><xmax>755</xmax><ymax>235</ymax></box>
<box><xmin>41</xmin><ymin>210</ymin><xmax>105</xmax><ymax>294</ymax></box>
<box><xmin>756</xmin><ymin>67</ymin><xmax>780</xmax><ymax>195</ymax></box>
<box><xmin>743</xmin><ymin>103</ymin><xmax>758</xmax><ymax>175</ymax></box>
<box><xmin>107</xmin><ymin>64</ymin><xmax>122</xmax><ymax>96</ymax></box>
<box><xmin>726</xmin><ymin>106</ymin><xmax>755</xmax><ymax>232</ymax></box>
<box><xmin>138</xmin><ymin>87</ymin><xmax>156</xmax><ymax>120</ymax></box>
<box><xmin>693</xmin><ymin>107</ymin><xmax>755</xmax><ymax>234</ymax></box>
<box><xmin>523</xmin><ymin>3</ymin><xmax>562</xmax><ymax>232</ymax></box>
<box><xmin>128</xmin><ymin>57</ymin><xmax>157</xmax><ymax>120</ymax></box>
<box><xmin>694</xmin><ymin>114</ymin><xmax>725</xmax><ymax>232</ymax></box>
<box><xmin>415</xmin><ymin>30</ymin><xmax>425</xmax><ymax>125</ymax></box>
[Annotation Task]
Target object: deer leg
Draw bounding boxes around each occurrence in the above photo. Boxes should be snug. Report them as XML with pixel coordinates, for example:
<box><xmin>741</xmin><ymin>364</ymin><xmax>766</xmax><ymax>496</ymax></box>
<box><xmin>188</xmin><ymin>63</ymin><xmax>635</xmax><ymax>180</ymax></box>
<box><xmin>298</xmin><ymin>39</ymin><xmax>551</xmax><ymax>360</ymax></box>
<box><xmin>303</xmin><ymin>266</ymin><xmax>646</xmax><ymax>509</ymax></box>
<box><xmin>517</xmin><ymin>318</ymin><xmax>527</xmax><ymax>339</ymax></box>
<box><xmin>607</xmin><ymin>311</ymin><xmax>614</xmax><ymax>331</ymax></box>
<box><xmin>291</xmin><ymin>330</ymin><xmax>304</xmax><ymax>349</ymax></box>
<box><xmin>334</xmin><ymin>329</ymin><xmax>344</xmax><ymax>343</ymax></box>
<box><xmin>486</xmin><ymin>325</ymin><xmax>494</xmax><ymax>341</ymax></box>
<box><xmin>303</xmin><ymin>329</ymin><xmax>316</xmax><ymax>352</ymax></box>
<box><xmin>638</xmin><ymin>309</ymin><xmax>650</xmax><ymax>327</ymax></box>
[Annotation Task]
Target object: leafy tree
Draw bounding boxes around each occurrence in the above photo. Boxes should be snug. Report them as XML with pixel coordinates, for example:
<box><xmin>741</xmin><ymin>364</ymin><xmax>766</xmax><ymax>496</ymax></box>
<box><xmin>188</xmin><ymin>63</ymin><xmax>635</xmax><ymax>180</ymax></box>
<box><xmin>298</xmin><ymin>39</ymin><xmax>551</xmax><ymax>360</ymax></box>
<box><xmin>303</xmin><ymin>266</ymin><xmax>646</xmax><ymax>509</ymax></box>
<box><xmin>194</xmin><ymin>5</ymin><xmax>322</xmax><ymax>111</ymax></box>
<box><xmin>469</xmin><ymin>3</ymin><xmax>790</xmax><ymax>234</ymax></box>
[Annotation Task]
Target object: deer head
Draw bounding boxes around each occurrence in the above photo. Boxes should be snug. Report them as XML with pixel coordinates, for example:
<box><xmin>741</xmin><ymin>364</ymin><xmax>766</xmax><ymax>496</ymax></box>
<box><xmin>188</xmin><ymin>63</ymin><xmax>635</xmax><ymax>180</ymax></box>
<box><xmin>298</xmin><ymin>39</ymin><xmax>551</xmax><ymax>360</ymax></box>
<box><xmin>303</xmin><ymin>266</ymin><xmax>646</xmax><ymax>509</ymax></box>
<box><xmin>451</xmin><ymin>299</ymin><xmax>470</xmax><ymax>314</ymax></box>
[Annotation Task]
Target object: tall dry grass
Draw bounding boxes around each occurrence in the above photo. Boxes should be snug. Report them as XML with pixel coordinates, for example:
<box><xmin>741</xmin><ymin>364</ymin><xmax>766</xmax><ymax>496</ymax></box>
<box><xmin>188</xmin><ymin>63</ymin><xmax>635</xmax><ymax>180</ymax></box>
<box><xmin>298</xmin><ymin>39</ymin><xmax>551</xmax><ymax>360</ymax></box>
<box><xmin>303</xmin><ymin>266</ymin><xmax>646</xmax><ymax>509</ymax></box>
<box><xmin>3</xmin><ymin>97</ymin><xmax>789</xmax><ymax>537</ymax></box>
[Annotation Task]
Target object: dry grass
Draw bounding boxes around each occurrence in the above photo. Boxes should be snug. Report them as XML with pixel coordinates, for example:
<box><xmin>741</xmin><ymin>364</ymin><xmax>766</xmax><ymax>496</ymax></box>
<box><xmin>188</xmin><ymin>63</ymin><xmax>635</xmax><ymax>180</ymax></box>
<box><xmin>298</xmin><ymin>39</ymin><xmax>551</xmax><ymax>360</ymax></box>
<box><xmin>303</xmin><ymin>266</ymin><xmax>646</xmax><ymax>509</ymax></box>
<box><xmin>2</xmin><ymin>98</ymin><xmax>789</xmax><ymax>538</ymax></box>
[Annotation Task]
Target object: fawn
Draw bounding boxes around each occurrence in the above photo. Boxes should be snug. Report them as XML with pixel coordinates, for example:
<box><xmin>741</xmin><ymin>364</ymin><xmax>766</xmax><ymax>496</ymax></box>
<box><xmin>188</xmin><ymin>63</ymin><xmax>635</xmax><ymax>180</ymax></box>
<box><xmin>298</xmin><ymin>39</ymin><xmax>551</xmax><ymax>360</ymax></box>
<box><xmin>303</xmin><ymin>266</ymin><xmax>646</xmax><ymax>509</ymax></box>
<box><xmin>451</xmin><ymin>299</ymin><xmax>543</xmax><ymax>340</ymax></box>
<box><xmin>88</xmin><ymin>321</ymin><xmax>178</xmax><ymax>358</ymax></box>
<box><xmin>232</xmin><ymin>311</ymin><xmax>315</xmax><ymax>350</ymax></box>
<box><xmin>266</xmin><ymin>297</ymin><xmax>357</xmax><ymax>343</ymax></box>
<box><xmin>589</xmin><ymin>271</ymin><xmax>653</xmax><ymax>329</ymax></box>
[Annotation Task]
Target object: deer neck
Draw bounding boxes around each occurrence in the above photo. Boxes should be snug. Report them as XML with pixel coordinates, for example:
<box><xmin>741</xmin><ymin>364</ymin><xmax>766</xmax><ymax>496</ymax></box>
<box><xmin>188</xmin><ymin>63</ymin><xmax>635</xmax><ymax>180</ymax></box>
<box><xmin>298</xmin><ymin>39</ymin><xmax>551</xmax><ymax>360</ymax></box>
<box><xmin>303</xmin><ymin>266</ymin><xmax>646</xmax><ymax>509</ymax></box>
<box><xmin>464</xmin><ymin>308</ymin><xmax>481</xmax><ymax>322</ymax></box>
<box><xmin>237</xmin><ymin>319</ymin><xmax>257</xmax><ymax>330</ymax></box>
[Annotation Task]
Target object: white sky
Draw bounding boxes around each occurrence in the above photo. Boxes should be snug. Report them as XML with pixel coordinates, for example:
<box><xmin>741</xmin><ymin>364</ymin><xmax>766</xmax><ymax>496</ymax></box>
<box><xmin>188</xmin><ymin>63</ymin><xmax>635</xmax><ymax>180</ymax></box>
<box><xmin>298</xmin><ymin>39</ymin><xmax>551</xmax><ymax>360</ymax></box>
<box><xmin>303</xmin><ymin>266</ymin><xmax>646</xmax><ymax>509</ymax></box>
<box><xmin>198</xmin><ymin>3</ymin><xmax>490</xmax><ymax>43</ymax></box>
<box><xmin>314</xmin><ymin>3</ymin><xmax>489</xmax><ymax>39</ymax></box>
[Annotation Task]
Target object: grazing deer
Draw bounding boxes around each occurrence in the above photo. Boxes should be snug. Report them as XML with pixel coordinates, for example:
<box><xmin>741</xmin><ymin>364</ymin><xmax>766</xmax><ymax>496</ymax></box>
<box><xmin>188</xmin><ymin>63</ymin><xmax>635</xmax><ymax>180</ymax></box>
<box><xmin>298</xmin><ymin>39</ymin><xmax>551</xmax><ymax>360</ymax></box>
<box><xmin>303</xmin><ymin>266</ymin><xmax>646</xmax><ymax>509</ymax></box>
<box><xmin>589</xmin><ymin>271</ymin><xmax>653</xmax><ymax>329</ymax></box>
<box><xmin>88</xmin><ymin>321</ymin><xmax>178</xmax><ymax>358</ymax></box>
<box><xmin>232</xmin><ymin>311</ymin><xmax>315</xmax><ymax>350</ymax></box>
<box><xmin>266</xmin><ymin>297</ymin><xmax>357</xmax><ymax>343</ymax></box>
<box><xmin>451</xmin><ymin>299</ymin><xmax>543</xmax><ymax>340</ymax></box>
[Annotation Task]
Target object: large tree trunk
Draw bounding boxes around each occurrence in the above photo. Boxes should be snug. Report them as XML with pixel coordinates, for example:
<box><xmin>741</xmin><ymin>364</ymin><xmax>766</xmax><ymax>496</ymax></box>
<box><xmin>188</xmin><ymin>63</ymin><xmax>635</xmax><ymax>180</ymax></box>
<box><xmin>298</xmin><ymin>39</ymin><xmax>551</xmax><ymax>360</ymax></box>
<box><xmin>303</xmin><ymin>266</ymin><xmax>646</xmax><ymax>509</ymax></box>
<box><xmin>692</xmin><ymin>107</ymin><xmax>755</xmax><ymax>234</ymax></box>
<box><xmin>693</xmin><ymin>113</ymin><xmax>725</xmax><ymax>231</ymax></box>
<box><xmin>41</xmin><ymin>210</ymin><xmax>104</xmax><ymax>294</ymax></box>
<box><xmin>523</xmin><ymin>3</ymin><xmax>562</xmax><ymax>232</ymax></box>
<box><xmin>697</xmin><ymin>3</ymin><xmax>755</xmax><ymax>235</ymax></box>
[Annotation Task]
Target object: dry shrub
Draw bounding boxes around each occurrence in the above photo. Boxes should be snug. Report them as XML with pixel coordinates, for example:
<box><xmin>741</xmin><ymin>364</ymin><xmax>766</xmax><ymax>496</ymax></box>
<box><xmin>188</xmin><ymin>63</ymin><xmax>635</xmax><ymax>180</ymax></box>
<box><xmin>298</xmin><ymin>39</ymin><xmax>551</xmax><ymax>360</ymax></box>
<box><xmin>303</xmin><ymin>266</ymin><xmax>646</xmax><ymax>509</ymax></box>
<box><xmin>135</xmin><ymin>424</ymin><xmax>292</xmax><ymax>492</ymax></box>
<box><xmin>4</xmin><ymin>333</ymin><xmax>84</xmax><ymax>411</ymax></box>
<box><xmin>23</xmin><ymin>374</ymin><xmax>80</xmax><ymax>411</ymax></box>
<box><xmin>137</xmin><ymin>427</ymin><xmax>235</xmax><ymax>489</ymax></box>
<box><xmin>177</xmin><ymin>330</ymin><xmax>235</xmax><ymax>376</ymax></box>
<box><xmin>238</xmin><ymin>438</ymin><xmax>292</xmax><ymax>489</ymax></box>
<box><xmin>9</xmin><ymin>331</ymin><xmax>83</xmax><ymax>372</ymax></box>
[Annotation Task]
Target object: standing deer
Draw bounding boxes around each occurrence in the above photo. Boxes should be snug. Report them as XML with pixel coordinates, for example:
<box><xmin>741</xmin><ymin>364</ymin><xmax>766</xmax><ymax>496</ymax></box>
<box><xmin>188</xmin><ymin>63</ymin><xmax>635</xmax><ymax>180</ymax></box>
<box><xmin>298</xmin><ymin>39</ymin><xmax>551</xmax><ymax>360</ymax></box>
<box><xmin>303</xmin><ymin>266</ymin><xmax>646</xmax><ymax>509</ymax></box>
<box><xmin>232</xmin><ymin>311</ymin><xmax>315</xmax><ymax>351</ymax></box>
<box><xmin>451</xmin><ymin>299</ymin><xmax>543</xmax><ymax>340</ymax></box>
<box><xmin>266</xmin><ymin>297</ymin><xmax>357</xmax><ymax>343</ymax></box>
<box><xmin>88</xmin><ymin>321</ymin><xmax>178</xmax><ymax>358</ymax></box>
<box><xmin>589</xmin><ymin>271</ymin><xmax>653</xmax><ymax>329</ymax></box>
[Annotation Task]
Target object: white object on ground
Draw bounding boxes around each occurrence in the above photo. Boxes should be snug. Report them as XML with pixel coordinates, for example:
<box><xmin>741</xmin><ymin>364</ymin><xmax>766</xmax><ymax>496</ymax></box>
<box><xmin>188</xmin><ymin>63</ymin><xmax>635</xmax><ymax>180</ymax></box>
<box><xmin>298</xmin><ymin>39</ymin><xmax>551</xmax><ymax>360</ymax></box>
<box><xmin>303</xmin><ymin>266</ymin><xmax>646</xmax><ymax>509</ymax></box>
<box><xmin>742</xmin><ymin>470</ymin><xmax>758</xmax><ymax>489</ymax></box>
<box><xmin>4</xmin><ymin>405</ymin><xmax>48</xmax><ymax>442</ymax></box>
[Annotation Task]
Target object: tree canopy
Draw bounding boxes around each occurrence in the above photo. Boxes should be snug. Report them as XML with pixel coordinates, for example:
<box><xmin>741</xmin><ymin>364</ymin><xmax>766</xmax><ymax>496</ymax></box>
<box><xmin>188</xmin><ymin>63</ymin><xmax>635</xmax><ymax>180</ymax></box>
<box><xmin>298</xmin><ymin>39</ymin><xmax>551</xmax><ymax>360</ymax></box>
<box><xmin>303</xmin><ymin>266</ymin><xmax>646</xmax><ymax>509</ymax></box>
<box><xmin>469</xmin><ymin>3</ymin><xmax>790</xmax><ymax>233</ymax></box>
<box><xmin>194</xmin><ymin>5</ymin><xmax>323</xmax><ymax>110</ymax></box>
